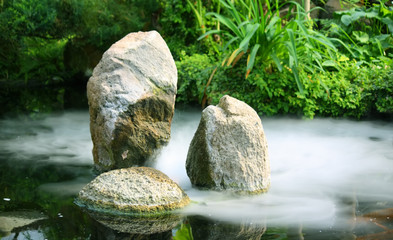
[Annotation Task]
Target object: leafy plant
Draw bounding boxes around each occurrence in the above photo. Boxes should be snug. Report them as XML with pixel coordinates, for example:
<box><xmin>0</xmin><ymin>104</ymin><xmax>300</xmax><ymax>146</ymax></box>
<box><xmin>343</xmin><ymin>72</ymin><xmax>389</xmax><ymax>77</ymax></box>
<box><xmin>199</xmin><ymin>0</ymin><xmax>341</xmax><ymax>94</ymax></box>
<box><xmin>186</xmin><ymin>0</ymin><xmax>207</xmax><ymax>35</ymax></box>
<box><xmin>176</xmin><ymin>53</ymin><xmax>218</xmax><ymax>104</ymax></box>
<box><xmin>175</xmin><ymin>52</ymin><xmax>392</xmax><ymax>118</ymax></box>
<box><xmin>0</xmin><ymin>0</ymin><xmax>160</xmax><ymax>82</ymax></box>
<box><xmin>325</xmin><ymin>1</ymin><xmax>393</xmax><ymax>61</ymax></box>
<box><xmin>173</xmin><ymin>221</ymin><xmax>194</xmax><ymax>240</ymax></box>
<box><xmin>335</xmin><ymin>1</ymin><xmax>393</xmax><ymax>35</ymax></box>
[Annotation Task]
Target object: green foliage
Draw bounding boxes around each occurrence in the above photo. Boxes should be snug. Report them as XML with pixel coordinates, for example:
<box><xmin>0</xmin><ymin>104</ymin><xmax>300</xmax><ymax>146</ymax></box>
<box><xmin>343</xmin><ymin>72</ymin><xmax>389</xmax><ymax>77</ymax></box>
<box><xmin>55</xmin><ymin>0</ymin><xmax>159</xmax><ymax>50</ymax></box>
<box><xmin>159</xmin><ymin>0</ymin><xmax>220</xmax><ymax>60</ymax></box>
<box><xmin>175</xmin><ymin>53</ymin><xmax>216</xmax><ymax>104</ymax></box>
<box><xmin>0</xmin><ymin>85</ymin><xmax>66</xmax><ymax>117</ymax></box>
<box><xmin>199</xmin><ymin>0</ymin><xmax>341</xmax><ymax>94</ymax></box>
<box><xmin>172</xmin><ymin>0</ymin><xmax>393</xmax><ymax>119</ymax></box>
<box><xmin>336</xmin><ymin>1</ymin><xmax>393</xmax><ymax>35</ymax></box>
<box><xmin>0</xmin><ymin>0</ymin><xmax>57</xmax><ymax>79</ymax></box>
<box><xmin>175</xmin><ymin>53</ymin><xmax>392</xmax><ymax>119</ymax></box>
<box><xmin>324</xmin><ymin>2</ymin><xmax>393</xmax><ymax>61</ymax></box>
<box><xmin>159</xmin><ymin>0</ymin><xmax>200</xmax><ymax>59</ymax></box>
<box><xmin>0</xmin><ymin>0</ymin><xmax>159</xmax><ymax>82</ymax></box>
<box><xmin>174</xmin><ymin>222</ymin><xmax>194</xmax><ymax>240</ymax></box>
<box><xmin>19</xmin><ymin>37</ymin><xmax>67</xmax><ymax>82</ymax></box>
<box><xmin>1</xmin><ymin>0</ymin><xmax>57</xmax><ymax>38</ymax></box>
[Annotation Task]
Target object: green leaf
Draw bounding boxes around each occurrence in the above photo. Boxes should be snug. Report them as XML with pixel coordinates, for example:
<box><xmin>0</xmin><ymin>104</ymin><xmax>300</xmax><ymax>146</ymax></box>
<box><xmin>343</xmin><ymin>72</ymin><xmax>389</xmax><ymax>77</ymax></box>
<box><xmin>286</xmin><ymin>29</ymin><xmax>298</xmax><ymax>66</ymax></box>
<box><xmin>341</xmin><ymin>11</ymin><xmax>366</xmax><ymax>26</ymax></box>
<box><xmin>271</xmin><ymin>51</ymin><xmax>282</xmax><ymax>72</ymax></box>
<box><xmin>197</xmin><ymin>29</ymin><xmax>222</xmax><ymax>41</ymax></box>
<box><xmin>246</xmin><ymin>44</ymin><xmax>260</xmax><ymax>75</ymax></box>
<box><xmin>265</xmin><ymin>16</ymin><xmax>280</xmax><ymax>39</ymax></box>
<box><xmin>352</xmin><ymin>31</ymin><xmax>369</xmax><ymax>44</ymax></box>
<box><xmin>174</xmin><ymin>223</ymin><xmax>194</xmax><ymax>240</ymax></box>
<box><xmin>341</xmin><ymin>15</ymin><xmax>353</xmax><ymax>26</ymax></box>
<box><xmin>322</xmin><ymin>60</ymin><xmax>338</xmax><ymax>67</ymax></box>
<box><xmin>186</xmin><ymin>0</ymin><xmax>203</xmax><ymax>27</ymax></box>
<box><xmin>364</xmin><ymin>9</ymin><xmax>378</xmax><ymax>19</ymax></box>
<box><xmin>338</xmin><ymin>55</ymin><xmax>349</xmax><ymax>62</ymax></box>
<box><xmin>381</xmin><ymin>18</ymin><xmax>393</xmax><ymax>33</ymax></box>
<box><xmin>239</xmin><ymin>23</ymin><xmax>260</xmax><ymax>50</ymax></box>
<box><xmin>285</xmin><ymin>28</ymin><xmax>303</xmax><ymax>94</ymax></box>
<box><xmin>351</xmin><ymin>11</ymin><xmax>366</xmax><ymax>21</ymax></box>
<box><xmin>207</xmin><ymin>12</ymin><xmax>243</xmax><ymax>38</ymax></box>
<box><xmin>223</xmin><ymin>36</ymin><xmax>239</xmax><ymax>52</ymax></box>
<box><xmin>223</xmin><ymin>0</ymin><xmax>244</xmax><ymax>26</ymax></box>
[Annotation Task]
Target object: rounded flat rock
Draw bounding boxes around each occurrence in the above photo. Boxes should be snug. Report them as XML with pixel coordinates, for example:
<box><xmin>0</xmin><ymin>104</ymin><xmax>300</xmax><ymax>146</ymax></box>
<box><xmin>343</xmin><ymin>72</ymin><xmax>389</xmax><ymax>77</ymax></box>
<box><xmin>76</xmin><ymin>167</ymin><xmax>190</xmax><ymax>215</ymax></box>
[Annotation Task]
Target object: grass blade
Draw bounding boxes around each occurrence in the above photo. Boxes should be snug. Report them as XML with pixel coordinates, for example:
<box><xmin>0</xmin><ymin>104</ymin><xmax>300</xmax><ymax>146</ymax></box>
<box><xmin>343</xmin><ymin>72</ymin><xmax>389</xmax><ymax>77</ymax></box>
<box><xmin>246</xmin><ymin>43</ymin><xmax>260</xmax><ymax>78</ymax></box>
<box><xmin>239</xmin><ymin>23</ymin><xmax>260</xmax><ymax>50</ymax></box>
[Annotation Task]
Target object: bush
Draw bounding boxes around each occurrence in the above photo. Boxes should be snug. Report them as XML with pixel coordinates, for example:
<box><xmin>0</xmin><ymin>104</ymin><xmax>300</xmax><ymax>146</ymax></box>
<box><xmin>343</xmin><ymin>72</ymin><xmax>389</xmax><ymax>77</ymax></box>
<box><xmin>175</xmin><ymin>53</ymin><xmax>216</xmax><ymax>104</ymax></box>
<box><xmin>176</xmin><ymin>53</ymin><xmax>393</xmax><ymax>119</ymax></box>
<box><xmin>0</xmin><ymin>0</ymin><xmax>160</xmax><ymax>82</ymax></box>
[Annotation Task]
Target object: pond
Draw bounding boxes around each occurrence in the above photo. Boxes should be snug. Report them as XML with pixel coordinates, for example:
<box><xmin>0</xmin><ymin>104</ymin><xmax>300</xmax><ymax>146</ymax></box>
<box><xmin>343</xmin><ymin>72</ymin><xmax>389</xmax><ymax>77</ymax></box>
<box><xmin>0</xmin><ymin>109</ymin><xmax>392</xmax><ymax>239</ymax></box>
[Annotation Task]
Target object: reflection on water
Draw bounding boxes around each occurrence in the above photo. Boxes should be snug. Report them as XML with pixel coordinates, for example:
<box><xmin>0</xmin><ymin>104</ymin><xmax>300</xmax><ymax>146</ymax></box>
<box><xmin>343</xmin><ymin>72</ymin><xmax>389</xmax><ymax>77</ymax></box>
<box><xmin>87</xmin><ymin>210</ymin><xmax>183</xmax><ymax>235</ymax></box>
<box><xmin>188</xmin><ymin>215</ymin><xmax>266</xmax><ymax>240</ymax></box>
<box><xmin>87</xmin><ymin>210</ymin><xmax>181</xmax><ymax>240</ymax></box>
<box><xmin>0</xmin><ymin>109</ymin><xmax>393</xmax><ymax>239</ymax></box>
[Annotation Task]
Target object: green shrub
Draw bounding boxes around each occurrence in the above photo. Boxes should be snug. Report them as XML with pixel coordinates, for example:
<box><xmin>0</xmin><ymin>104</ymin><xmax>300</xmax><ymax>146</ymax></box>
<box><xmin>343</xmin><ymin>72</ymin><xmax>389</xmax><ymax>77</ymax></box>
<box><xmin>175</xmin><ymin>53</ymin><xmax>216</xmax><ymax>104</ymax></box>
<box><xmin>0</xmin><ymin>0</ymin><xmax>159</xmax><ymax>82</ymax></box>
<box><xmin>321</xmin><ymin>2</ymin><xmax>393</xmax><ymax>62</ymax></box>
<box><xmin>198</xmin><ymin>0</ymin><xmax>342</xmax><ymax>94</ymax></box>
<box><xmin>160</xmin><ymin>0</ymin><xmax>201</xmax><ymax>60</ymax></box>
<box><xmin>176</xmin><ymin>54</ymin><xmax>392</xmax><ymax>119</ymax></box>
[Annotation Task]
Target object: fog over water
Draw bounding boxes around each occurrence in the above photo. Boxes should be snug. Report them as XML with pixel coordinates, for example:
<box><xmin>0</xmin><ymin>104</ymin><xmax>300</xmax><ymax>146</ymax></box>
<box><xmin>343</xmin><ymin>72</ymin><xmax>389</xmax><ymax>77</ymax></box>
<box><xmin>1</xmin><ymin>109</ymin><xmax>392</xmax><ymax>230</ymax></box>
<box><xmin>155</xmin><ymin>109</ymin><xmax>393</xmax><ymax>229</ymax></box>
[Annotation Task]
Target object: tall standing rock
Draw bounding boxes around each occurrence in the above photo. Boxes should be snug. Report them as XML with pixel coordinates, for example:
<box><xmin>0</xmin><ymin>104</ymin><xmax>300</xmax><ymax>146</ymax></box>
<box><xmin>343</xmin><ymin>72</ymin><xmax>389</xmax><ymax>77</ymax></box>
<box><xmin>186</xmin><ymin>95</ymin><xmax>270</xmax><ymax>194</ymax></box>
<box><xmin>87</xmin><ymin>31</ymin><xmax>177</xmax><ymax>172</ymax></box>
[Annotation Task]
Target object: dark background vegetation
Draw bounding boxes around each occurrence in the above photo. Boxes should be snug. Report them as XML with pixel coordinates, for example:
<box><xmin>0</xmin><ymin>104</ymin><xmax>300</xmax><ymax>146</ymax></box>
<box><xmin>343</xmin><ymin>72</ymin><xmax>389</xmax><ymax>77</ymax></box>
<box><xmin>0</xmin><ymin>0</ymin><xmax>392</xmax><ymax>119</ymax></box>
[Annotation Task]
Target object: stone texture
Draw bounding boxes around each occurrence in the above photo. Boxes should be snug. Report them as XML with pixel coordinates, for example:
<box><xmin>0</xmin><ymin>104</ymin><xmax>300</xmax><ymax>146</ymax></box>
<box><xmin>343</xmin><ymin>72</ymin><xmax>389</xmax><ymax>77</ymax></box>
<box><xmin>186</xmin><ymin>95</ymin><xmax>270</xmax><ymax>194</ymax></box>
<box><xmin>87</xmin><ymin>30</ymin><xmax>177</xmax><ymax>172</ymax></box>
<box><xmin>76</xmin><ymin>167</ymin><xmax>190</xmax><ymax>215</ymax></box>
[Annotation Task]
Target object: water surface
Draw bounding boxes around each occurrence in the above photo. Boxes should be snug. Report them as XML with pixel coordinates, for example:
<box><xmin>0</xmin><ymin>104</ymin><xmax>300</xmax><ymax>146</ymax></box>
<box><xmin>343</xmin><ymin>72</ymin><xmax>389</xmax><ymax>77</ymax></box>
<box><xmin>1</xmin><ymin>109</ymin><xmax>392</xmax><ymax>239</ymax></box>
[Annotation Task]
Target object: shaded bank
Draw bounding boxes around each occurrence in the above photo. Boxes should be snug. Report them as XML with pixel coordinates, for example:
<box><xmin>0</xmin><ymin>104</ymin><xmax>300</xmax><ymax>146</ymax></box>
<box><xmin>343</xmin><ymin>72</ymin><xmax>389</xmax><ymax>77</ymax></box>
<box><xmin>0</xmin><ymin>77</ymin><xmax>89</xmax><ymax>118</ymax></box>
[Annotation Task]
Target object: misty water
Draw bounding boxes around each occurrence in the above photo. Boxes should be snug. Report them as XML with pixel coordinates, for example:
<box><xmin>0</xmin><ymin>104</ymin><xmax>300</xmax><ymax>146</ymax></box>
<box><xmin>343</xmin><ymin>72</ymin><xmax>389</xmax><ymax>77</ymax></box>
<box><xmin>1</xmin><ymin>109</ymin><xmax>393</xmax><ymax>239</ymax></box>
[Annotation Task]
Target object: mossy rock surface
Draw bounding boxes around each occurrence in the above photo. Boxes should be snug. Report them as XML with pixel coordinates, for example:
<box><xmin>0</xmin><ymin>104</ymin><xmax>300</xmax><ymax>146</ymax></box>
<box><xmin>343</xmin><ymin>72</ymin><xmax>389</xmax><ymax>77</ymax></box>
<box><xmin>76</xmin><ymin>167</ymin><xmax>190</xmax><ymax>215</ymax></box>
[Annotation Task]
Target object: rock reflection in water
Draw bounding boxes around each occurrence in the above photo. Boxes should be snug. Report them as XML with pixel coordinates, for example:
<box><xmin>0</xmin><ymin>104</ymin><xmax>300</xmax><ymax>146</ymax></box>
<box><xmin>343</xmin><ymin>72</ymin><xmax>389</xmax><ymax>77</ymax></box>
<box><xmin>188</xmin><ymin>215</ymin><xmax>266</xmax><ymax>240</ymax></box>
<box><xmin>86</xmin><ymin>210</ymin><xmax>182</xmax><ymax>239</ymax></box>
<box><xmin>0</xmin><ymin>211</ymin><xmax>47</xmax><ymax>237</ymax></box>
